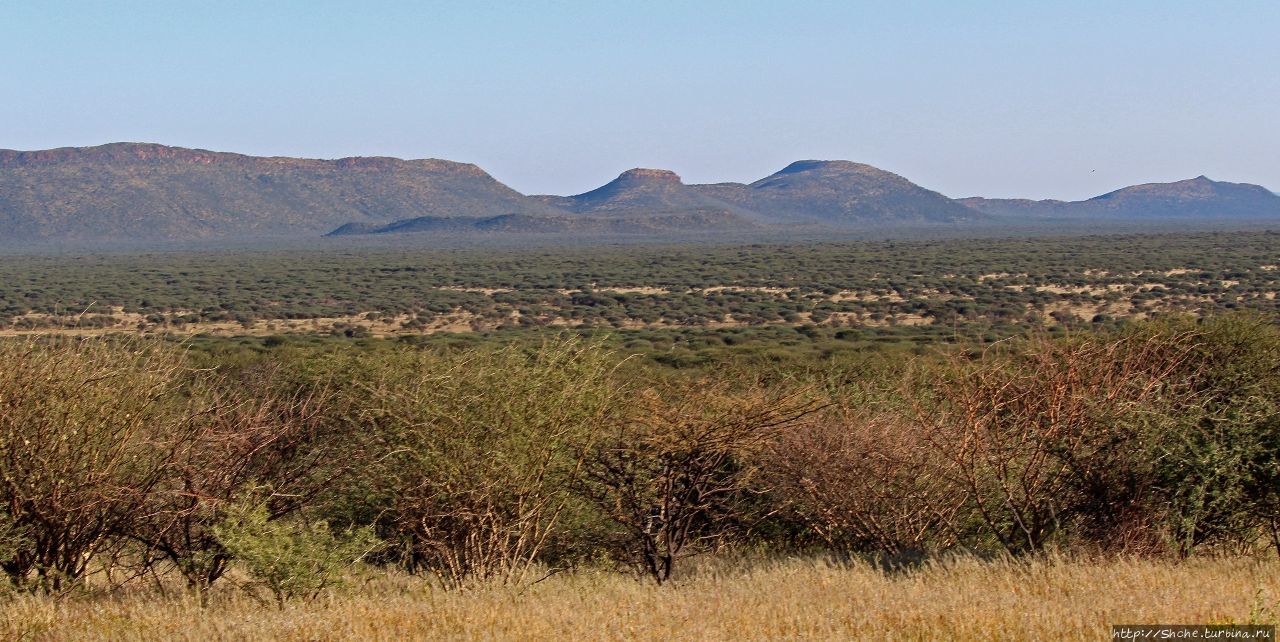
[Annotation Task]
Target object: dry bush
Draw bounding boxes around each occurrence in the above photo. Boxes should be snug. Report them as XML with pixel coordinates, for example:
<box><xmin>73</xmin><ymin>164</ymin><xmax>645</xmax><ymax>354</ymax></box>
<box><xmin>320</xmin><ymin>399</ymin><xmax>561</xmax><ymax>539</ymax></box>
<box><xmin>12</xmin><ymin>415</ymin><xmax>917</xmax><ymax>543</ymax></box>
<box><xmin>132</xmin><ymin>364</ymin><xmax>350</xmax><ymax>600</ymax></box>
<box><xmin>766</xmin><ymin>408</ymin><xmax>965</xmax><ymax>557</ymax></box>
<box><xmin>0</xmin><ymin>338</ymin><xmax>354</xmax><ymax>596</ymax></box>
<box><xmin>582</xmin><ymin>378</ymin><xmax>823</xmax><ymax>583</ymax></box>
<box><xmin>915</xmin><ymin>330</ymin><xmax>1202</xmax><ymax>554</ymax></box>
<box><xmin>0</xmin><ymin>337</ymin><xmax>204</xmax><ymax>591</ymax></box>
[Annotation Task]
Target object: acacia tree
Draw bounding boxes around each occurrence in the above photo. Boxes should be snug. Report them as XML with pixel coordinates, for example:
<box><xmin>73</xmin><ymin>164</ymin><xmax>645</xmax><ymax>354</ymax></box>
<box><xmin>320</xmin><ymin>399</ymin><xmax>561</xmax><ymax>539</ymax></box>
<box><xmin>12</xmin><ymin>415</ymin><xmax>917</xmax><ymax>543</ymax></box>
<box><xmin>0</xmin><ymin>337</ymin><xmax>205</xmax><ymax>591</ymax></box>
<box><xmin>915</xmin><ymin>330</ymin><xmax>1199</xmax><ymax>555</ymax></box>
<box><xmin>342</xmin><ymin>337</ymin><xmax>628</xmax><ymax>586</ymax></box>
<box><xmin>582</xmin><ymin>379</ymin><xmax>822</xmax><ymax>584</ymax></box>
<box><xmin>766</xmin><ymin>409</ymin><xmax>966</xmax><ymax>557</ymax></box>
<box><xmin>132</xmin><ymin>364</ymin><xmax>350</xmax><ymax>600</ymax></box>
<box><xmin>1134</xmin><ymin>315</ymin><xmax>1280</xmax><ymax>556</ymax></box>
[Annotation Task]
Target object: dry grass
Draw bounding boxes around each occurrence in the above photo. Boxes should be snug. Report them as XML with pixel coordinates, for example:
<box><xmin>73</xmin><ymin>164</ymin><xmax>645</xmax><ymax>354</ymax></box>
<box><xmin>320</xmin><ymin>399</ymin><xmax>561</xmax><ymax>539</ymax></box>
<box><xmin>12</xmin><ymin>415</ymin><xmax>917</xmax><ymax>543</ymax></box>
<box><xmin>3</xmin><ymin>555</ymin><xmax>1276</xmax><ymax>641</ymax></box>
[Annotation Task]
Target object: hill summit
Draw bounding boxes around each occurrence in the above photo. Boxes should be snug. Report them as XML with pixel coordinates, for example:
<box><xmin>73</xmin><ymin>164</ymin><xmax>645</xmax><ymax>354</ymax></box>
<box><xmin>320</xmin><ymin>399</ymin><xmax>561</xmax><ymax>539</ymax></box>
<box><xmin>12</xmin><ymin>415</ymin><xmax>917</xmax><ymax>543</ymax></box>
<box><xmin>696</xmin><ymin>160</ymin><xmax>979</xmax><ymax>224</ymax></box>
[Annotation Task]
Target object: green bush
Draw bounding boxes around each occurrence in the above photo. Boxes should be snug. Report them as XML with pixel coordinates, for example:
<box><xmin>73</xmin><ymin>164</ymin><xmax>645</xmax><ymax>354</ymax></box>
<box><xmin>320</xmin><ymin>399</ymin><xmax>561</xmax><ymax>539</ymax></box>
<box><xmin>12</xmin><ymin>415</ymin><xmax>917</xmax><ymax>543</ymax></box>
<box><xmin>327</xmin><ymin>336</ymin><xmax>630</xmax><ymax>585</ymax></box>
<box><xmin>214</xmin><ymin>491</ymin><xmax>378</xmax><ymax>607</ymax></box>
<box><xmin>1131</xmin><ymin>314</ymin><xmax>1280</xmax><ymax>555</ymax></box>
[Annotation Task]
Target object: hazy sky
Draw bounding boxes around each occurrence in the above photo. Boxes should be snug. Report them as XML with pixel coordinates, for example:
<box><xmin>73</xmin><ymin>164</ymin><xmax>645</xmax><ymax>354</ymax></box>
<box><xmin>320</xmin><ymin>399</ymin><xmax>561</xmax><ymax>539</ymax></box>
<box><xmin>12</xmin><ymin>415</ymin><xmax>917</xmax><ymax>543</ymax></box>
<box><xmin>2</xmin><ymin>1</ymin><xmax>1277</xmax><ymax>199</ymax></box>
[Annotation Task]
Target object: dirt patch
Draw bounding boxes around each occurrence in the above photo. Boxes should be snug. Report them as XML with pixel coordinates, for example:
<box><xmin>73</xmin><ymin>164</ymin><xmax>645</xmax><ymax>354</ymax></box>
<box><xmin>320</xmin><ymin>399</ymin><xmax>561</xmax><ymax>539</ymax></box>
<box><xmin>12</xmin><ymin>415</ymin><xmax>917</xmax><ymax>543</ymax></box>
<box><xmin>437</xmin><ymin>286</ymin><xmax>511</xmax><ymax>295</ymax></box>
<box><xmin>698</xmin><ymin>286</ymin><xmax>796</xmax><ymax>296</ymax></box>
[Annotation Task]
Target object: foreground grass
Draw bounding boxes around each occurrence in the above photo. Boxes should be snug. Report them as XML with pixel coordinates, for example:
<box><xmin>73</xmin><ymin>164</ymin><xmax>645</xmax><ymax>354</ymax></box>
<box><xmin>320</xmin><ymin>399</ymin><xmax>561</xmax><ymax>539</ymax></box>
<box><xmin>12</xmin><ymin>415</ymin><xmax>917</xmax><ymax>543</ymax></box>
<box><xmin>4</xmin><ymin>556</ymin><xmax>1276</xmax><ymax>641</ymax></box>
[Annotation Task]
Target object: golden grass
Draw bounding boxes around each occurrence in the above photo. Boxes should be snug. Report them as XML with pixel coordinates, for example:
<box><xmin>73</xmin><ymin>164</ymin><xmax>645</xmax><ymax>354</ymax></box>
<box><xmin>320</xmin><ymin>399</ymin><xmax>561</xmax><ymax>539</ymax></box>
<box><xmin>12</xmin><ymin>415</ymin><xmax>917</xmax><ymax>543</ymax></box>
<box><xmin>3</xmin><ymin>555</ymin><xmax>1276</xmax><ymax>641</ymax></box>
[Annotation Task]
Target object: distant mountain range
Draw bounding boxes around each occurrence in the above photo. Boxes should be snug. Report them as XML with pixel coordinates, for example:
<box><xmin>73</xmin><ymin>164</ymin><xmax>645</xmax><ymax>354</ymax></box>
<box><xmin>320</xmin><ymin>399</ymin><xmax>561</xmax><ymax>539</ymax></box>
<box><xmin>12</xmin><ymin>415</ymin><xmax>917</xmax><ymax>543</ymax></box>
<box><xmin>959</xmin><ymin>176</ymin><xmax>1280</xmax><ymax>220</ymax></box>
<box><xmin>1</xmin><ymin>143</ymin><xmax>1277</xmax><ymax>243</ymax></box>
<box><xmin>0</xmin><ymin>143</ymin><xmax>560</xmax><ymax>241</ymax></box>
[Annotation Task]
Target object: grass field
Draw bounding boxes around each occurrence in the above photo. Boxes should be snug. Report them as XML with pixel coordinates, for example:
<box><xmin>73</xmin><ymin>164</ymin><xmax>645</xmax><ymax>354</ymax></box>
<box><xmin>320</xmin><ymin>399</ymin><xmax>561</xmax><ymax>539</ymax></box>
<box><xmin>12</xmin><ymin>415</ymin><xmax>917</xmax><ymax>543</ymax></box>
<box><xmin>4</xmin><ymin>555</ymin><xmax>1276</xmax><ymax>641</ymax></box>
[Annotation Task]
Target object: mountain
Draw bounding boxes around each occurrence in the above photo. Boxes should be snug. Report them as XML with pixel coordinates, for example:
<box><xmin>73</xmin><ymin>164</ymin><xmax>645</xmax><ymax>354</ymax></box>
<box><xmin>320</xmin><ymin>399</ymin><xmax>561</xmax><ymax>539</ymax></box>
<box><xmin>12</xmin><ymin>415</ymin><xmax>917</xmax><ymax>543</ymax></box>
<box><xmin>2</xmin><ymin>143</ymin><xmax>1276</xmax><ymax>244</ymax></box>
<box><xmin>961</xmin><ymin>176</ymin><xmax>1280</xmax><ymax>220</ymax></box>
<box><xmin>534</xmin><ymin>168</ymin><xmax>750</xmax><ymax>216</ymax></box>
<box><xmin>694</xmin><ymin>160</ymin><xmax>980</xmax><ymax>225</ymax></box>
<box><xmin>954</xmin><ymin>197</ymin><xmax>1072</xmax><ymax>218</ymax></box>
<box><xmin>539</xmin><ymin>160</ymin><xmax>979</xmax><ymax>225</ymax></box>
<box><xmin>0</xmin><ymin>143</ymin><xmax>560</xmax><ymax>241</ymax></box>
<box><xmin>329</xmin><ymin>209</ymin><xmax>752</xmax><ymax>236</ymax></box>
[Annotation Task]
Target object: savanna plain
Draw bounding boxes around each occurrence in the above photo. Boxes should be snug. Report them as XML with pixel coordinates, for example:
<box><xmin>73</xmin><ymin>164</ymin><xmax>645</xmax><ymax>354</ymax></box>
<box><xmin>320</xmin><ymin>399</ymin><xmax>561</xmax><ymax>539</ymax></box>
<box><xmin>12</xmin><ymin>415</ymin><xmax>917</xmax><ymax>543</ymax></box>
<box><xmin>4</xmin><ymin>231</ymin><xmax>1280</xmax><ymax>641</ymax></box>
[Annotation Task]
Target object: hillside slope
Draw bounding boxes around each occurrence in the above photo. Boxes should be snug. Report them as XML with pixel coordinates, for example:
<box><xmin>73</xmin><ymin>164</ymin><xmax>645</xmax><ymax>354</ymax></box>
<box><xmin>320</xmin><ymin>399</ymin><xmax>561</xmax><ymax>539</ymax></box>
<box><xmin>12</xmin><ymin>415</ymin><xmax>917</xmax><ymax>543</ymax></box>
<box><xmin>0</xmin><ymin>143</ymin><xmax>559</xmax><ymax>241</ymax></box>
<box><xmin>961</xmin><ymin>176</ymin><xmax>1280</xmax><ymax>220</ymax></box>
<box><xmin>695</xmin><ymin>160</ymin><xmax>980</xmax><ymax>224</ymax></box>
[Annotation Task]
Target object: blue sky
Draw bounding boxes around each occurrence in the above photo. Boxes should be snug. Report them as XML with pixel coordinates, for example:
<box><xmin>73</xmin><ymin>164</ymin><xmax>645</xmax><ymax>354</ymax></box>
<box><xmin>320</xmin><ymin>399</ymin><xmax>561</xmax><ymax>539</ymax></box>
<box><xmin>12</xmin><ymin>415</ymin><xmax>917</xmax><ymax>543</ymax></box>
<box><xmin>2</xmin><ymin>1</ymin><xmax>1277</xmax><ymax>199</ymax></box>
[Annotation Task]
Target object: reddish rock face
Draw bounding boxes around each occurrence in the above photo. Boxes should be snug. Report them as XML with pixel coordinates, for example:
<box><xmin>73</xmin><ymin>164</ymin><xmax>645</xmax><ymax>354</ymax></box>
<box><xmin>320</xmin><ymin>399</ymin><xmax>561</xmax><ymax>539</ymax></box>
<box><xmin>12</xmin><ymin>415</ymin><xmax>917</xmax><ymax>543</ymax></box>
<box><xmin>615</xmin><ymin>168</ymin><xmax>682</xmax><ymax>183</ymax></box>
<box><xmin>0</xmin><ymin>143</ymin><xmax>487</xmax><ymax>175</ymax></box>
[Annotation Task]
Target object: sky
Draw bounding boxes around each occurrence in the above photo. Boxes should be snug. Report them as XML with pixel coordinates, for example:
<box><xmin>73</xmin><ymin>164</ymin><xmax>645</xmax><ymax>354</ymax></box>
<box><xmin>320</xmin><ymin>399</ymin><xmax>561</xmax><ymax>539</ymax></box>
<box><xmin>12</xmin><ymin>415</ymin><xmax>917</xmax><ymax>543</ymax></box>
<box><xmin>1</xmin><ymin>1</ymin><xmax>1277</xmax><ymax>199</ymax></box>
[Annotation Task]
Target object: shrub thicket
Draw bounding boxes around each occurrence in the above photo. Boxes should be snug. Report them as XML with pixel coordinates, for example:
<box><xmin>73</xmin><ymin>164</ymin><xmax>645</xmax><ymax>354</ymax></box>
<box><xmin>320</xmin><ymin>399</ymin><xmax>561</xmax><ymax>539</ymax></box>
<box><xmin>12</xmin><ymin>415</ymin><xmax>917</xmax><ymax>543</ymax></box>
<box><xmin>1</xmin><ymin>315</ymin><xmax>1278</xmax><ymax>598</ymax></box>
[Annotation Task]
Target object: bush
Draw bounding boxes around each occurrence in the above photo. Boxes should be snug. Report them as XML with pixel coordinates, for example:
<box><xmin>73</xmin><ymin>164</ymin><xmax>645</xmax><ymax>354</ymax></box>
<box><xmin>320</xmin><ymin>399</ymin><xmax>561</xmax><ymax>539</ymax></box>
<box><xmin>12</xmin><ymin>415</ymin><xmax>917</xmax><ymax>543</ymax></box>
<box><xmin>1132</xmin><ymin>315</ymin><xmax>1280</xmax><ymax>555</ymax></box>
<box><xmin>909</xmin><ymin>328</ymin><xmax>1201</xmax><ymax>554</ymax></box>
<box><xmin>581</xmin><ymin>378</ymin><xmax>822</xmax><ymax>583</ymax></box>
<box><xmin>214</xmin><ymin>491</ymin><xmax>377</xmax><ymax>607</ymax></box>
<box><xmin>766</xmin><ymin>409</ymin><xmax>964</xmax><ymax>558</ymax></box>
<box><xmin>0</xmin><ymin>509</ymin><xmax>29</xmax><ymax>587</ymax></box>
<box><xmin>332</xmin><ymin>336</ymin><xmax>629</xmax><ymax>585</ymax></box>
<box><xmin>0</xmin><ymin>338</ymin><xmax>206</xmax><ymax>591</ymax></box>
<box><xmin>134</xmin><ymin>363</ymin><xmax>353</xmax><ymax>600</ymax></box>
<box><xmin>1</xmin><ymin>312</ymin><xmax>1279</xmax><ymax>597</ymax></box>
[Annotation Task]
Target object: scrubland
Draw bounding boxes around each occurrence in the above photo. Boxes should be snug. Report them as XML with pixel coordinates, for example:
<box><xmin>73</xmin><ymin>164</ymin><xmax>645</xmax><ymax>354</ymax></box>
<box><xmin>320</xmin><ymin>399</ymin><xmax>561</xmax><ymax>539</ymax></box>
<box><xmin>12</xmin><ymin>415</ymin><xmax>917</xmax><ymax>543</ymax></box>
<box><xmin>2</xmin><ymin>231</ymin><xmax>1278</xmax><ymax>338</ymax></box>
<box><xmin>3</xmin><ymin>311</ymin><xmax>1280</xmax><ymax>640</ymax></box>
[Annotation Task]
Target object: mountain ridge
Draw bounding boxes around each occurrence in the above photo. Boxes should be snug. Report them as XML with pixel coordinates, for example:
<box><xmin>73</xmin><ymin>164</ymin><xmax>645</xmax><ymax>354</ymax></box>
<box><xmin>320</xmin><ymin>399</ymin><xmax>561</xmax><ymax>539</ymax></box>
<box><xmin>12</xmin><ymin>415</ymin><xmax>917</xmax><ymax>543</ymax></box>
<box><xmin>0</xmin><ymin>142</ymin><xmax>489</xmax><ymax>175</ymax></box>
<box><xmin>0</xmin><ymin>143</ymin><xmax>556</xmax><ymax>241</ymax></box>
<box><xmin>962</xmin><ymin>175</ymin><xmax>1280</xmax><ymax>220</ymax></box>
<box><xmin>1</xmin><ymin>143</ymin><xmax>1277</xmax><ymax>243</ymax></box>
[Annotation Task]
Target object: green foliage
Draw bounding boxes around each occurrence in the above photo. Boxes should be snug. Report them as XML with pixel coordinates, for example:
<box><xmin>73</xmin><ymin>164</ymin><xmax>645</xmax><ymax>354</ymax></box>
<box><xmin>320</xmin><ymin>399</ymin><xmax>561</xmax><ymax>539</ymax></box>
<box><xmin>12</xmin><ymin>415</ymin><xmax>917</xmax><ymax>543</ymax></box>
<box><xmin>2</xmin><ymin>311</ymin><xmax>1280</xmax><ymax>598</ymax></box>
<box><xmin>214</xmin><ymin>491</ymin><xmax>377</xmax><ymax>607</ymax></box>
<box><xmin>329</xmin><ymin>336</ymin><xmax>629</xmax><ymax>584</ymax></box>
<box><xmin>1132</xmin><ymin>315</ymin><xmax>1280</xmax><ymax>555</ymax></box>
